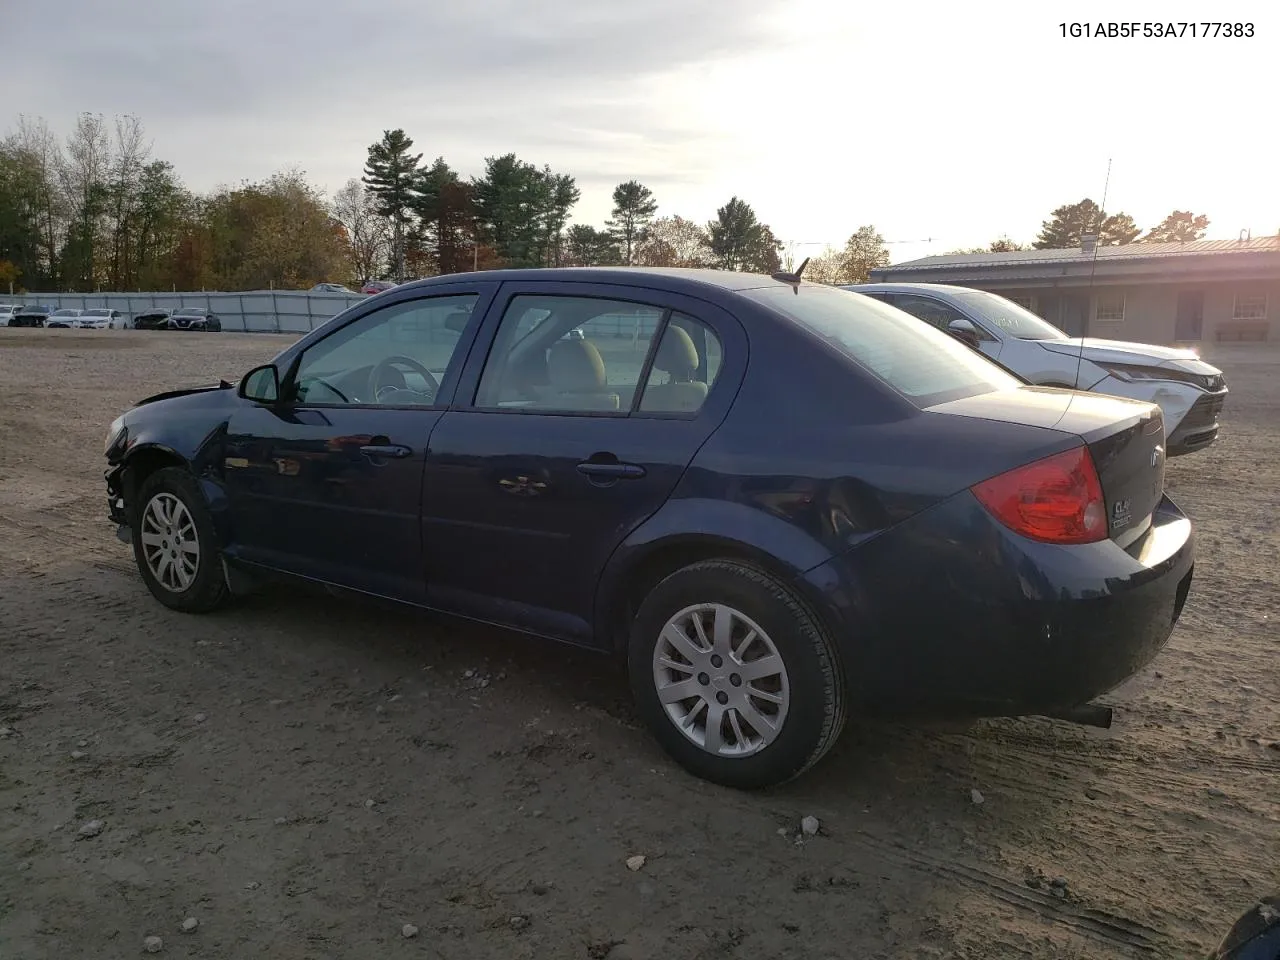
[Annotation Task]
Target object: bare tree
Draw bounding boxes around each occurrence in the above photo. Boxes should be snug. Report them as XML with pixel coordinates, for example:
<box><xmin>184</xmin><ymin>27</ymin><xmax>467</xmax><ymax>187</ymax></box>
<box><xmin>59</xmin><ymin>112</ymin><xmax>112</xmax><ymax>289</ymax></box>
<box><xmin>107</xmin><ymin>115</ymin><xmax>151</xmax><ymax>288</ymax></box>
<box><xmin>7</xmin><ymin>115</ymin><xmax>67</xmax><ymax>286</ymax></box>
<box><xmin>332</xmin><ymin>178</ymin><xmax>389</xmax><ymax>284</ymax></box>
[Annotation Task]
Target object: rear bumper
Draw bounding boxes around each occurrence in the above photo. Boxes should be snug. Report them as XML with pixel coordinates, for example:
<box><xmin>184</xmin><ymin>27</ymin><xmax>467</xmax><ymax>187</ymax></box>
<box><xmin>799</xmin><ymin>490</ymin><xmax>1194</xmax><ymax>717</ymax></box>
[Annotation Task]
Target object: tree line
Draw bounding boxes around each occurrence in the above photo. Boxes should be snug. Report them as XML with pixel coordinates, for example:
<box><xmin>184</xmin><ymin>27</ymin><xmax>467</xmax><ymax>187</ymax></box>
<box><xmin>0</xmin><ymin>115</ymin><xmax>892</xmax><ymax>292</ymax></box>
<box><xmin>949</xmin><ymin>201</ymin><xmax>1214</xmax><ymax>255</ymax></box>
<box><xmin>0</xmin><ymin>113</ymin><xmax>1230</xmax><ymax>294</ymax></box>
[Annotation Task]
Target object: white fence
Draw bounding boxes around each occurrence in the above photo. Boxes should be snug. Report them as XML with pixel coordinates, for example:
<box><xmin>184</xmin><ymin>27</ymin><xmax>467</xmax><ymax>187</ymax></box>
<box><xmin>15</xmin><ymin>290</ymin><xmax>368</xmax><ymax>333</ymax></box>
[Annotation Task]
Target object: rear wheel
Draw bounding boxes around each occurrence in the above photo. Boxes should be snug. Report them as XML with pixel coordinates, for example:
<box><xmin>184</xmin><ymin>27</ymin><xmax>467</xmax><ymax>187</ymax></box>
<box><xmin>131</xmin><ymin>467</ymin><xmax>229</xmax><ymax>613</ymax></box>
<box><xmin>628</xmin><ymin>559</ymin><xmax>846</xmax><ymax>788</ymax></box>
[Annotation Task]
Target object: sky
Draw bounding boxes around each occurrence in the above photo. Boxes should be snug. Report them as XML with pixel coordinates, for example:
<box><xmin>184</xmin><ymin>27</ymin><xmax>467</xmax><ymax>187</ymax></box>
<box><xmin>7</xmin><ymin>0</ymin><xmax>1278</xmax><ymax>266</ymax></box>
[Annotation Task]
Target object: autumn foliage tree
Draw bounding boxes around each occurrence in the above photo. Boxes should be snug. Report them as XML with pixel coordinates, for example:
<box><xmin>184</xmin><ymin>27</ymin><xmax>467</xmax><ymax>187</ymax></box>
<box><xmin>803</xmin><ymin>226</ymin><xmax>890</xmax><ymax>284</ymax></box>
<box><xmin>635</xmin><ymin>216</ymin><xmax>710</xmax><ymax>268</ymax></box>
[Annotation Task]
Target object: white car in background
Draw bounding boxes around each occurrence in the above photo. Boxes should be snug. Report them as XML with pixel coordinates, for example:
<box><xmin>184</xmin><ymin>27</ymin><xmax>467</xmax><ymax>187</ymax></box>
<box><xmin>0</xmin><ymin>304</ymin><xmax>20</xmax><ymax>326</ymax></box>
<box><xmin>847</xmin><ymin>282</ymin><xmax>1229</xmax><ymax>456</ymax></box>
<box><xmin>77</xmin><ymin>308</ymin><xmax>128</xmax><ymax>329</ymax></box>
<box><xmin>45</xmin><ymin>308</ymin><xmax>83</xmax><ymax>328</ymax></box>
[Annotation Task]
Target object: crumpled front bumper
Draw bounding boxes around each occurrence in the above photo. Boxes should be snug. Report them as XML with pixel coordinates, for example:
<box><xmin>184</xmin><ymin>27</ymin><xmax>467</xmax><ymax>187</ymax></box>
<box><xmin>105</xmin><ymin>464</ymin><xmax>129</xmax><ymax>528</ymax></box>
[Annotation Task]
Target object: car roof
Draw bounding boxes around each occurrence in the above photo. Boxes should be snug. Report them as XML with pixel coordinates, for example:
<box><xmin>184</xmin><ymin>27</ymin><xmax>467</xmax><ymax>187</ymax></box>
<box><xmin>844</xmin><ymin>282</ymin><xmax>978</xmax><ymax>297</ymax></box>
<box><xmin>399</xmin><ymin>266</ymin><xmax>786</xmax><ymax>297</ymax></box>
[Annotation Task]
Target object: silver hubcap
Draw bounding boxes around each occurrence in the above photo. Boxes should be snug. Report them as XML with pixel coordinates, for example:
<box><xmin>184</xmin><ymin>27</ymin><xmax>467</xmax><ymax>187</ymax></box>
<box><xmin>652</xmin><ymin>603</ymin><xmax>790</xmax><ymax>757</ymax></box>
<box><xmin>140</xmin><ymin>493</ymin><xmax>200</xmax><ymax>592</ymax></box>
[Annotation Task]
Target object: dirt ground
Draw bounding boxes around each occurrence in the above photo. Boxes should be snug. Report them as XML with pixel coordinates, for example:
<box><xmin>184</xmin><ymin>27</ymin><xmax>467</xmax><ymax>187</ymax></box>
<box><xmin>1</xmin><ymin>328</ymin><xmax>1276</xmax><ymax>960</ymax></box>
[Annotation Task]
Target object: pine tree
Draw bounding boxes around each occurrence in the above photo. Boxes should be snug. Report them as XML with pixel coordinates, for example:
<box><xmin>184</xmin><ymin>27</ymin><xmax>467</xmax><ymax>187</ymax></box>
<box><xmin>1034</xmin><ymin>198</ymin><xmax>1141</xmax><ymax>249</ymax></box>
<box><xmin>1140</xmin><ymin>210</ymin><xmax>1210</xmax><ymax>243</ymax></box>
<box><xmin>707</xmin><ymin>197</ymin><xmax>780</xmax><ymax>272</ymax></box>
<box><xmin>362</xmin><ymin>130</ymin><xmax>421</xmax><ymax>281</ymax></box>
<box><xmin>606</xmin><ymin>180</ymin><xmax>658</xmax><ymax>266</ymax></box>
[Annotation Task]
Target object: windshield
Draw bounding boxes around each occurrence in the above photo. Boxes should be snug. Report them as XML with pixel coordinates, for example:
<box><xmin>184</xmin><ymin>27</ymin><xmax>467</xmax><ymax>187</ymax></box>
<box><xmin>742</xmin><ymin>284</ymin><xmax>1020</xmax><ymax>407</ymax></box>
<box><xmin>950</xmin><ymin>290</ymin><xmax>1068</xmax><ymax>341</ymax></box>
<box><xmin>84</xmin><ymin>309</ymin><xmax>110</xmax><ymax>316</ymax></box>
<box><xmin>175</xmin><ymin>308</ymin><xmax>204</xmax><ymax>316</ymax></box>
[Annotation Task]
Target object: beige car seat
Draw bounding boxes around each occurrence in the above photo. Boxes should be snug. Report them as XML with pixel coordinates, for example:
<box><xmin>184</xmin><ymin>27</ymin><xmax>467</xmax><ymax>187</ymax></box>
<box><xmin>640</xmin><ymin>325</ymin><xmax>708</xmax><ymax>413</ymax></box>
<box><xmin>542</xmin><ymin>338</ymin><xmax>621</xmax><ymax>411</ymax></box>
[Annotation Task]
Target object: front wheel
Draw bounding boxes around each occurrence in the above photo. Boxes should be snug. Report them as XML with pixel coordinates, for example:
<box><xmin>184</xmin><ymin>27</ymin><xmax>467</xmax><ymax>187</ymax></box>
<box><xmin>131</xmin><ymin>467</ymin><xmax>229</xmax><ymax>613</ymax></box>
<box><xmin>628</xmin><ymin>559</ymin><xmax>846</xmax><ymax>789</ymax></box>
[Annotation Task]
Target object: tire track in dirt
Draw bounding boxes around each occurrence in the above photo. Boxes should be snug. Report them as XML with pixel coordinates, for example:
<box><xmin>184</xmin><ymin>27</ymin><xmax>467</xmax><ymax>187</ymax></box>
<box><xmin>848</xmin><ymin>828</ymin><xmax>1168</xmax><ymax>953</ymax></box>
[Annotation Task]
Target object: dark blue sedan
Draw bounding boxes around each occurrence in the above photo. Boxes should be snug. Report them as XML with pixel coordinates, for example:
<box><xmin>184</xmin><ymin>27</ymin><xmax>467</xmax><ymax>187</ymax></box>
<box><xmin>103</xmin><ymin>268</ymin><xmax>1194</xmax><ymax>788</ymax></box>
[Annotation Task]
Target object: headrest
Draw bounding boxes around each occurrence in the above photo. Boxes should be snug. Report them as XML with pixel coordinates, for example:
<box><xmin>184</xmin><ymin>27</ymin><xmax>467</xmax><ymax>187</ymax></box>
<box><xmin>654</xmin><ymin>325</ymin><xmax>699</xmax><ymax>380</ymax></box>
<box><xmin>548</xmin><ymin>338</ymin><xmax>607</xmax><ymax>391</ymax></box>
<box><xmin>443</xmin><ymin>311</ymin><xmax>470</xmax><ymax>333</ymax></box>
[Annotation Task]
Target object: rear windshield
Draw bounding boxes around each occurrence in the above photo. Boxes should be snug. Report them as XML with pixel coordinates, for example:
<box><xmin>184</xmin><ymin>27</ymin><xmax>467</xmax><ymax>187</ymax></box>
<box><xmin>741</xmin><ymin>284</ymin><xmax>1020</xmax><ymax>407</ymax></box>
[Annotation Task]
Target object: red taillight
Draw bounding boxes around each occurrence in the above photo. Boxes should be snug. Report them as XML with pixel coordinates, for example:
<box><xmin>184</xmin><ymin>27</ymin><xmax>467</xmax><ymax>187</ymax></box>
<box><xmin>971</xmin><ymin>446</ymin><xmax>1107</xmax><ymax>544</ymax></box>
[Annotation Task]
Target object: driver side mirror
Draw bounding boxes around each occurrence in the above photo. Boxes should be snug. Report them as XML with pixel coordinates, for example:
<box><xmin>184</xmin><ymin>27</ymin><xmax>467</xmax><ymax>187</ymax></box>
<box><xmin>238</xmin><ymin>364</ymin><xmax>280</xmax><ymax>403</ymax></box>
<box><xmin>947</xmin><ymin>317</ymin><xmax>981</xmax><ymax>348</ymax></box>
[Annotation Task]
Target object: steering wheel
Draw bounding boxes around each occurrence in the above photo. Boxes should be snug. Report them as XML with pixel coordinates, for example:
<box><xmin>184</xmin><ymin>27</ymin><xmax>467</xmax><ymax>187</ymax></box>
<box><xmin>368</xmin><ymin>355</ymin><xmax>439</xmax><ymax>403</ymax></box>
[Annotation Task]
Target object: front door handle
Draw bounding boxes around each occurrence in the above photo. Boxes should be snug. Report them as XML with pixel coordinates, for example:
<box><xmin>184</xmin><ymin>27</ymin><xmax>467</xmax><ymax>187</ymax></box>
<box><xmin>360</xmin><ymin>444</ymin><xmax>413</xmax><ymax>459</ymax></box>
<box><xmin>576</xmin><ymin>461</ymin><xmax>646</xmax><ymax>480</ymax></box>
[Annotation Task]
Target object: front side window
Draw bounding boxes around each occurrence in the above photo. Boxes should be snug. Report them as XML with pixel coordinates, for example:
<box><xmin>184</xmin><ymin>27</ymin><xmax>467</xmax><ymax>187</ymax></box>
<box><xmin>891</xmin><ymin>295</ymin><xmax>977</xmax><ymax>335</ymax></box>
<box><xmin>742</xmin><ymin>284</ymin><xmax>1020</xmax><ymax>407</ymax></box>
<box><xmin>291</xmin><ymin>293</ymin><xmax>477</xmax><ymax>406</ymax></box>
<box><xmin>475</xmin><ymin>295</ymin><xmax>665</xmax><ymax>413</ymax></box>
<box><xmin>951</xmin><ymin>289</ymin><xmax>1069</xmax><ymax>341</ymax></box>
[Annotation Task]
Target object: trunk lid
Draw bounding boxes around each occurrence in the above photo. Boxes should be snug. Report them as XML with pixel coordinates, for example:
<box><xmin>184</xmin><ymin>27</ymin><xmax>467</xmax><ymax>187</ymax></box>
<box><xmin>930</xmin><ymin>385</ymin><xmax>1166</xmax><ymax>543</ymax></box>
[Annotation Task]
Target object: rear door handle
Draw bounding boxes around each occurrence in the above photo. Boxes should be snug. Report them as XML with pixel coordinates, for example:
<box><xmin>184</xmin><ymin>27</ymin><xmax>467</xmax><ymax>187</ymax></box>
<box><xmin>360</xmin><ymin>444</ymin><xmax>413</xmax><ymax>459</ymax></box>
<box><xmin>576</xmin><ymin>461</ymin><xmax>646</xmax><ymax>480</ymax></box>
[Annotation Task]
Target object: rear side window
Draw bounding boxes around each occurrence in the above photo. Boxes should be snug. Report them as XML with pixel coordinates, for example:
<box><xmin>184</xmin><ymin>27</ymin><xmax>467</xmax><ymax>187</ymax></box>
<box><xmin>742</xmin><ymin>284</ymin><xmax>1020</xmax><ymax>407</ymax></box>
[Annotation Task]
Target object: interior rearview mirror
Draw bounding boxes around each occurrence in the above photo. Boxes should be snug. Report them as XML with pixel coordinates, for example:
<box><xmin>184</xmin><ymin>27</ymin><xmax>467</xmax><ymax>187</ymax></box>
<box><xmin>239</xmin><ymin>363</ymin><xmax>280</xmax><ymax>403</ymax></box>
<box><xmin>947</xmin><ymin>317</ymin><xmax>980</xmax><ymax>347</ymax></box>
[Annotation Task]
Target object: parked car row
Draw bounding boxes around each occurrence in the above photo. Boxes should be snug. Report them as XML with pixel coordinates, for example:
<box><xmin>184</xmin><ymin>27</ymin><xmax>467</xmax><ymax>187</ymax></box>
<box><xmin>1</xmin><ymin>303</ymin><xmax>220</xmax><ymax>331</ymax></box>
<box><xmin>132</xmin><ymin>307</ymin><xmax>222</xmax><ymax>331</ymax></box>
<box><xmin>104</xmin><ymin>265</ymin><xmax>1212</xmax><ymax>789</ymax></box>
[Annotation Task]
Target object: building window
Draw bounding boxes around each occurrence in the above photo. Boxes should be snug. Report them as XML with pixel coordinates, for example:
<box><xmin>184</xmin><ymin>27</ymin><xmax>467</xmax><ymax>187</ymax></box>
<box><xmin>1233</xmin><ymin>294</ymin><xmax>1267</xmax><ymax>321</ymax></box>
<box><xmin>1095</xmin><ymin>293</ymin><xmax>1125</xmax><ymax>322</ymax></box>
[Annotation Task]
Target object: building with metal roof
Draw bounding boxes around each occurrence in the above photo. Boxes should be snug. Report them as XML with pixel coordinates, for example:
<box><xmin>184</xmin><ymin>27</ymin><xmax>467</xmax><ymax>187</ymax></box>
<box><xmin>869</xmin><ymin>235</ymin><xmax>1279</xmax><ymax>344</ymax></box>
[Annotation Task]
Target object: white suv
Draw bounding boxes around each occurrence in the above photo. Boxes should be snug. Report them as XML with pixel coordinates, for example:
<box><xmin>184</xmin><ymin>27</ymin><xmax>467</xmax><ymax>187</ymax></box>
<box><xmin>847</xmin><ymin>282</ymin><xmax>1228</xmax><ymax>457</ymax></box>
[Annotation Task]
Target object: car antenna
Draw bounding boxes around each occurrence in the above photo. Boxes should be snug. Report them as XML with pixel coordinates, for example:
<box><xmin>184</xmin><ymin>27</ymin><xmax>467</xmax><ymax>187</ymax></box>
<box><xmin>1074</xmin><ymin>158</ymin><xmax>1111</xmax><ymax>393</ymax></box>
<box><xmin>772</xmin><ymin>257</ymin><xmax>810</xmax><ymax>285</ymax></box>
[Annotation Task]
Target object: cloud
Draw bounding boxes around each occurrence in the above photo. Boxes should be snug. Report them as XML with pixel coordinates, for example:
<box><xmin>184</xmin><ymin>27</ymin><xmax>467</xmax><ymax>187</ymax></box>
<box><xmin>7</xmin><ymin>0</ymin><xmax>782</xmax><ymax>228</ymax></box>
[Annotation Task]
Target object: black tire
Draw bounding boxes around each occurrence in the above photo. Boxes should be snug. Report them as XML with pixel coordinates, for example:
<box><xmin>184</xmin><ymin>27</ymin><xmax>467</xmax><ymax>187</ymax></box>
<box><xmin>627</xmin><ymin>559</ymin><xmax>846</xmax><ymax>789</ymax></box>
<box><xmin>131</xmin><ymin>466</ymin><xmax>230</xmax><ymax>613</ymax></box>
